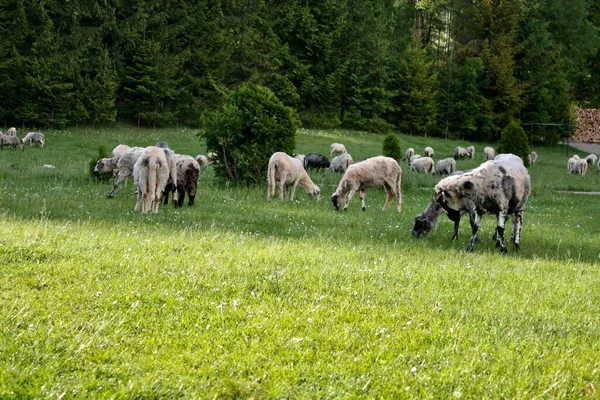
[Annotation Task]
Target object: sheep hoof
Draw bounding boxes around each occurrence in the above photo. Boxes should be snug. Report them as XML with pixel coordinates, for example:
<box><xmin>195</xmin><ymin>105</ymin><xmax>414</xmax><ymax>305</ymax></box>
<box><xmin>107</xmin><ymin>195</ymin><xmax>114</xmax><ymax>199</ymax></box>
<box><xmin>513</xmin><ymin>243</ymin><xmax>520</xmax><ymax>251</ymax></box>
<box><xmin>499</xmin><ymin>247</ymin><xmax>508</xmax><ymax>255</ymax></box>
<box><xmin>361</xmin><ymin>207</ymin><xmax>366</xmax><ymax>212</ymax></box>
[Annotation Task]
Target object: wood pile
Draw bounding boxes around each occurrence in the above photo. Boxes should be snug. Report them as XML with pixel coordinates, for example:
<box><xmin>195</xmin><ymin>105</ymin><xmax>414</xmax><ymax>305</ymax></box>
<box><xmin>574</xmin><ymin>109</ymin><xmax>600</xmax><ymax>143</ymax></box>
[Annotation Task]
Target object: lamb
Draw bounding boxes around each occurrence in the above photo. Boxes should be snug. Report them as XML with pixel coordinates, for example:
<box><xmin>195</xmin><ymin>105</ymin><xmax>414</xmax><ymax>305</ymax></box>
<box><xmin>483</xmin><ymin>147</ymin><xmax>495</xmax><ymax>161</ymax></box>
<box><xmin>112</xmin><ymin>144</ymin><xmax>130</xmax><ymax>158</ymax></box>
<box><xmin>435</xmin><ymin>157</ymin><xmax>456</xmax><ymax>175</ymax></box>
<box><xmin>328</xmin><ymin>153</ymin><xmax>353</xmax><ymax>173</ymax></box>
<box><xmin>174</xmin><ymin>155</ymin><xmax>200</xmax><ymax>206</ymax></box>
<box><xmin>133</xmin><ymin>146</ymin><xmax>172</xmax><ymax>214</ymax></box>
<box><xmin>409</xmin><ymin>156</ymin><xmax>434</xmax><ymax>174</ymax></box>
<box><xmin>427</xmin><ymin>153</ymin><xmax>531</xmax><ymax>254</ymax></box>
<box><xmin>331</xmin><ymin>156</ymin><xmax>402</xmax><ymax>213</ymax></box>
<box><xmin>330</xmin><ymin>143</ymin><xmax>347</xmax><ymax>157</ymax></box>
<box><xmin>194</xmin><ymin>155</ymin><xmax>209</xmax><ymax>171</ymax></box>
<box><xmin>585</xmin><ymin>154</ymin><xmax>597</xmax><ymax>166</ymax></box>
<box><xmin>424</xmin><ymin>146</ymin><xmax>434</xmax><ymax>157</ymax></box>
<box><xmin>467</xmin><ymin>145</ymin><xmax>475</xmax><ymax>158</ymax></box>
<box><xmin>402</xmin><ymin>148</ymin><xmax>415</xmax><ymax>163</ymax></box>
<box><xmin>6</xmin><ymin>127</ymin><xmax>16</xmax><ymax>136</ymax></box>
<box><xmin>304</xmin><ymin>153</ymin><xmax>330</xmax><ymax>170</ymax></box>
<box><xmin>0</xmin><ymin>133</ymin><xmax>24</xmax><ymax>150</ymax></box>
<box><xmin>267</xmin><ymin>152</ymin><xmax>320</xmax><ymax>201</ymax></box>
<box><xmin>570</xmin><ymin>158</ymin><xmax>588</xmax><ymax>177</ymax></box>
<box><xmin>106</xmin><ymin>147</ymin><xmax>145</xmax><ymax>198</ymax></box>
<box><xmin>454</xmin><ymin>146</ymin><xmax>469</xmax><ymax>159</ymax></box>
<box><xmin>528</xmin><ymin>151</ymin><xmax>538</xmax><ymax>165</ymax></box>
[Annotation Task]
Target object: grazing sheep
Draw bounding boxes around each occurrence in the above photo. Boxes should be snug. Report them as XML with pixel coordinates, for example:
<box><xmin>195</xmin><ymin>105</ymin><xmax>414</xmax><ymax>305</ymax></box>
<box><xmin>21</xmin><ymin>132</ymin><xmax>45</xmax><ymax>148</ymax></box>
<box><xmin>567</xmin><ymin>156</ymin><xmax>580</xmax><ymax>172</ymax></box>
<box><xmin>435</xmin><ymin>157</ymin><xmax>456</xmax><ymax>175</ymax></box>
<box><xmin>207</xmin><ymin>151</ymin><xmax>218</xmax><ymax>164</ymax></box>
<box><xmin>112</xmin><ymin>144</ymin><xmax>130</xmax><ymax>158</ymax></box>
<box><xmin>94</xmin><ymin>157</ymin><xmax>119</xmax><ymax>176</ymax></box>
<box><xmin>133</xmin><ymin>146</ymin><xmax>172</xmax><ymax>214</ymax></box>
<box><xmin>173</xmin><ymin>155</ymin><xmax>200</xmax><ymax>206</ymax></box>
<box><xmin>0</xmin><ymin>133</ymin><xmax>24</xmax><ymax>150</ymax></box>
<box><xmin>585</xmin><ymin>154</ymin><xmax>597</xmax><ymax>166</ymax></box>
<box><xmin>428</xmin><ymin>153</ymin><xmax>531</xmax><ymax>254</ymax></box>
<box><xmin>7</xmin><ymin>127</ymin><xmax>16</xmax><ymax>136</ymax></box>
<box><xmin>106</xmin><ymin>147</ymin><xmax>145</xmax><ymax>198</ymax></box>
<box><xmin>304</xmin><ymin>153</ymin><xmax>330</xmax><ymax>170</ymax></box>
<box><xmin>528</xmin><ymin>151</ymin><xmax>538</xmax><ymax>165</ymax></box>
<box><xmin>483</xmin><ymin>147</ymin><xmax>495</xmax><ymax>161</ymax></box>
<box><xmin>402</xmin><ymin>148</ymin><xmax>415</xmax><ymax>163</ymax></box>
<box><xmin>409</xmin><ymin>156</ymin><xmax>435</xmax><ymax>174</ymax></box>
<box><xmin>293</xmin><ymin>154</ymin><xmax>305</xmax><ymax>166</ymax></box>
<box><xmin>570</xmin><ymin>158</ymin><xmax>588</xmax><ymax>177</ymax></box>
<box><xmin>195</xmin><ymin>155</ymin><xmax>209</xmax><ymax>171</ymax></box>
<box><xmin>267</xmin><ymin>152</ymin><xmax>320</xmax><ymax>201</ymax></box>
<box><xmin>328</xmin><ymin>153</ymin><xmax>354</xmax><ymax>173</ymax></box>
<box><xmin>331</xmin><ymin>156</ymin><xmax>402</xmax><ymax>213</ymax></box>
<box><xmin>467</xmin><ymin>145</ymin><xmax>475</xmax><ymax>158</ymax></box>
<box><xmin>424</xmin><ymin>146</ymin><xmax>434</xmax><ymax>157</ymax></box>
<box><xmin>411</xmin><ymin>154</ymin><xmax>421</xmax><ymax>163</ymax></box>
<box><xmin>330</xmin><ymin>143</ymin><xmax>347</xmax><ymax>157</ymax></box>
<box><xmin>454</xmin><ymin>146</ymin><xmax>469</xmax><ymax>159</ymax></box>
<box><xmin>413</xmin><ymin>199</ymin><xmax>463</xmax><ymax>241</ymax></box>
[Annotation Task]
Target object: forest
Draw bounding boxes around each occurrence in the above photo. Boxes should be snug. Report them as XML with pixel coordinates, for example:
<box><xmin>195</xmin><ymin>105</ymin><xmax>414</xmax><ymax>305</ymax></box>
<box><xmin>0</xmin><ymin>0</ymin><xmax>598</xmax><ymax>143</ymax></box>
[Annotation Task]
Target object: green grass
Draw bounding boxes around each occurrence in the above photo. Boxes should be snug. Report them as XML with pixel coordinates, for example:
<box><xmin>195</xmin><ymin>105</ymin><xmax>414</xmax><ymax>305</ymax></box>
<box><xmin>1</xmin><ymin>126</ymin><xmax>599</xmax><ymax>398</ymax></box>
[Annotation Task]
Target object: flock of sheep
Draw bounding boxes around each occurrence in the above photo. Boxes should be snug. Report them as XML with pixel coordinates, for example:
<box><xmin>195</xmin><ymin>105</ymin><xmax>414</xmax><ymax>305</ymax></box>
<box><xmin>93</xmin><ymin>143</ymin><xmax>209</xmax><ymax>214</ymax></box>
<box><xmin>0</xmin><ymin>127</ymin><xmax>45</xmax><ymax>150</ymax></box>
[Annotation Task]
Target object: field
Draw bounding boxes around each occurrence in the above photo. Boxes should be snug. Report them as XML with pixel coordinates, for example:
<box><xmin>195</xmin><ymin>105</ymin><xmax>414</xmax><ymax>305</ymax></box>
<box><xmin>1</xmin><ymin>127</ymin><xmax>599</xmax><ymax>398</ymax></box>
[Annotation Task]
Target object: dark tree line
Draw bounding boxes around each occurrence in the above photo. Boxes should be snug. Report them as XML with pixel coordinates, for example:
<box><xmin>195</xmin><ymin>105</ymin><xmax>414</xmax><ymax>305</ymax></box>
<box><xmin>0</xmin><ymin>0</ymin><xmax>598</xmax><ymax>142</ymax></box>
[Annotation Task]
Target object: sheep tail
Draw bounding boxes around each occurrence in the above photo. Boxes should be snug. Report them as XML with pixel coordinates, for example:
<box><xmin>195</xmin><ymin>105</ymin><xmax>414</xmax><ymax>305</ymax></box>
<box><xmin>267</xmin><ymin>160</ymin><xmax>277</xmax><ymax>200</ymax></box>
<box><xmin>147</xmin><ymin>157</ymin><xmax>158</xmax><ymax>209</ymax></box>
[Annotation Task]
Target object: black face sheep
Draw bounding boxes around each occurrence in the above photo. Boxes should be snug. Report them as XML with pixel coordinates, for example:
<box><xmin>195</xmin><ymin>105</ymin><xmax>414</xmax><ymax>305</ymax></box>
<box><xmin>328</xmin><ymin>153</ymin><xmax>353</xmax><ymax>173</ymax></box>
<box><xmin>454</xmin><ymin>146</ymin><xmax>469</xmax><ymax>159</ymax></box>
<box><xmin>174</xmin><ymin>155</ymin><xmax>200</xmax><ymax>207</ymax></box>
<box><xmin>409</xmin><ymin>157</ymin><xmax>434</xmax><ymax>174</ymax></box>
<box><xmin>0</xmin><ymin>133</ymin><xmax>24</xmax><ymax>151</ymax></box>
<box><xmin>330</xmin><ymin>143</ymin><xmax>347</xmax><ymax>157</ymax></box>
<box><xmin>413</xmin><ymin>199</ymin><xmax>463</xmax><ymax>241</ymax></box>
<box><xmin>267</xmin><ymin>152</ymin><xmax>320</xmax><ymax>201</ymax></box>
<box><xmin>435</xmin><ymin>158</ymin><xmax>456</xmax><ymax>175</ymax></box>
<box><xmin>331</xmin><ymin>156</ymin><xmax>402</xmax><ymax>213</ymax></box>
<box><xmin>483</xmin><ymin>147</ymin><xmax>495</xmax><ymax>161</ymax></box>
<box><xmin>133</xmin><ymin>146</ymin><xmax>172</xmax><ymax>214</ymax></box>
<box><xmin>402</xmin><ymin>148</ymin><xmax>415</xmax><ymax>163</ymax></box>
<box><xmin>430</xmin><ymin>153</ymin><xmax>531</xmax><ymax>254</ymax></box>
<box><xmin>303</xmin><ymin>153</ymin><xmax>330</xmax><ymax>170</ymax></box>
<box><xmin>528</xmin><ymin>151</ymin><xmax>538</xmax><ymax>165</ymax></box>
<box><xmin>424</xmin><ymin>146</ymin><xmax>434</xmax><ymax>157</ymax></box>
<box><xmin>106</xmin><ymin>147</ymin><xmax>145</xmax><ymax>198</ymax></box>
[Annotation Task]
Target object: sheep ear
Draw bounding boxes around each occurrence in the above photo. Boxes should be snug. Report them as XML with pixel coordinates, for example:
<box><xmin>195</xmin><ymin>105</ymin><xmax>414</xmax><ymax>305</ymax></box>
<box><xmin>462</xmin><ymin>181</ymin><xmax>474</xmax><ymax>190</ymax></box>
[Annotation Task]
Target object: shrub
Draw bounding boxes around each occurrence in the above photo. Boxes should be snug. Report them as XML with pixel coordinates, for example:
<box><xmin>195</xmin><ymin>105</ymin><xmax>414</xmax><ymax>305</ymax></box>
<box><xmin>382</xmin><ymin>133</ymin><xmax>402</xmax><ymax>161</ymax></box>
<box><xmin>89</xmin><ymin>144</ymin><xmax>111</xmax><ymax>181</ymax></box>
<box><xmin>497</xmin><ymin>119</ymin><xmax>531</xmax><ymax>167</ymax></box>
<box><xmin>201</xmin><ymin>84</ymin><xmax>297</xmax><ymax>184</ymax></box>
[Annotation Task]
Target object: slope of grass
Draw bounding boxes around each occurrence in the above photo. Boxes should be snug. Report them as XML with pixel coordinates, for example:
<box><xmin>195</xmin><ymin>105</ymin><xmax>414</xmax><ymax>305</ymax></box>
<box><xmin>0</xmin><ymin>126</ymin><xmax>599</xmax><ymax>398</ymax></box>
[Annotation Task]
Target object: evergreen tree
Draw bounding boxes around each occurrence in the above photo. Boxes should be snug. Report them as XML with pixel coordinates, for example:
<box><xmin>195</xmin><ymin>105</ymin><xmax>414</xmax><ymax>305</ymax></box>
<box><xmin>497</xmin><ymin>120</ymin><xmax>531</xmax><ymax>167</ymax></box>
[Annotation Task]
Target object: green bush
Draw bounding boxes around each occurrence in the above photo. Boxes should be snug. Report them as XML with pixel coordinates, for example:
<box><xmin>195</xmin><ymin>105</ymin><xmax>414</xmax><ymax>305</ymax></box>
<box><xmin>201</xmin><ymin>83</ymin><xmax>297</xmax><ymax>184</ymax></box>
<box><xmin>89</xmin><ymin>144</ymin><xmax>111</xmax><ymax>181</ymax></box>
<box><xmin>497</xmin><ymin>119</ymin><xmax>531</xmax><ymax>167</ymax></box>
<box><xmin>382</xmin><ymin>133</ymin><xmax>402</xmax><ymax>161</ymax></box>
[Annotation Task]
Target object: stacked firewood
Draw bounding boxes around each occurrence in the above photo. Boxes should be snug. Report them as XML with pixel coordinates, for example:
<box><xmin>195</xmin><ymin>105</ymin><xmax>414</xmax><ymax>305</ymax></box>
<box><xmin>574</xmin><ymin>109</ymin><xmax>600</xmax><ymax>143</ymax></box>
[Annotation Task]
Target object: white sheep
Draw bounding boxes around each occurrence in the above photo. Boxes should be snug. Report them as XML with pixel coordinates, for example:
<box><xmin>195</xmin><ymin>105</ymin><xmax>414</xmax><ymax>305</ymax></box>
<box><xmin>21</xmin><ymin>132</ymin><xmax>45</xmax><ymax>148</ymax></box>
<box><xmin>331</xmin><ymin>156</ymin><xmax>402</xmax><ymax>213</ymax></box>
<box><xmin>112</xmin><ymin>144</ymin><xmax>130</xmax><ymax>158</ymax></box>
<box><xmin>106</xmin><ymin>147</ymin><xmax>145</xmax><ymax>198</ymax></box>
<box><xmin>435</xmin><ymin>157</ymin><xmax>456</xmax><ymax>175</ymax></box>
<box><xmin>570</xmin><ymin>158</ymin><xmax>588</xmax><ymax>177</ymax></box>
<box><xmin>528</xmin><ymin>151</ymin><xmax>538</xmax><ymax>165</ymax></box>
<box><xmin>267</xmin><ymin>152</ymin><xmax>320</xmax><ymax>201</ymax></box>
<box><xmin>409</xmin><ymin>156</ymin><xmax>434</xmax><ymax>174</ymax></box>
<box><xmin>6</xmin><ymin>127</ymin><xmax>16</xmax><ymax>136</ymax></box>
<box><xmin>402</xmin><ymin>148</ymin><xmax>415</xmax><ymax>163</ymax></box>
<box><xmin>0</xmin><ymin>133</ymin><xmax>24</xmax><ymax>150</ymax></box>
<box><xmin>430</xmin><ymin>153</ymin><xmax>531</xmax><ymax>254</ymax></box>
<box><xmin>194</xmin><ymin>155</ymin><xmax>209</xmax><ymax>171</ymax></box>
<box><xmin>424</xmin><ymin>146</ymin><xmax>434</xmax><ymax>157</ymax></box>
<box><xmin>585</xmin><ymin>153</ymin><xmax>597</xmax><ymax>166</ymax></box>
<box><xmin>466</xmin><ymin>145</ymin><xmax>475</xmax><ymax>158</ymax></box>
<box><xmin>454</xmin><ymin>146</ymin><xmax>469</xmax><ymax>159</ymax></box>
<box><xmin>330</xmin><ymin>143</ymin><xmax>347</xmax><ymax>157</ymax></box>
<box><xmin>328</xmin><ymin>153</ymin><xmax>353</xmax><ymax>173</ymax></box>
<box><xmin>133</xmin><ymin>146</ymin><xmax>172</xmax><ymax>214</ymax></box>
<box><xmin>567</xmin><ymin>156</ymin><xmax>580</xmax><ymax>172</ymax></box>
<box><xmin>483</xmin><ymin>147</ymin><xmax>495</xmax><ymax>161</ymax></box>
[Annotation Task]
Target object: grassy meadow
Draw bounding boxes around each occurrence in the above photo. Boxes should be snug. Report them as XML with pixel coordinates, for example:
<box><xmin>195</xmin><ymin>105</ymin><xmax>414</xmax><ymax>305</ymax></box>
<box><xmin>0</xmin><ymin>126</ymin><xmax>599</xmax><ymax>398</ymax></box>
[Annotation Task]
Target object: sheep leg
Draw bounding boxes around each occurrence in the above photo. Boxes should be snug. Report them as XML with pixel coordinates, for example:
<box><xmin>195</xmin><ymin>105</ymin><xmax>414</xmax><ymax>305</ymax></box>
<box><xmin>382</xmin><ymin>183</ymin><xmax>395</xmax><ymax>212</ymax></box>
<box><xmin>344</xmin><ymin>189</ymin><xmax>357</xmax><ymax>211</ymax></box>
<box><xmin>290</xmin><ymin>182</ymin><xmax>299</xmax><ymax>201</ymax></box>
<box><xmin>107</xmin><ymin>172</ymin><xmax>129</xmax><ymax>199</ymax></box>
<box><xmin>495</xmin><ymin>209</ymin><xmax>509</xmax><ymax>254</ymax></box>
<box><xmin>134</xmin><ymin>184</ymin><xmax>143</xmax><ymax>212</ymax></box>
<box><xmin>279</xmin><ymin>178</ymin><xmax>286</xmax><ymax>201</ymax></box>
<box><xmin>511</xmin><ymin>211</ymin><xmax>523</xmax><ymax>250</ymax></box>
<box><xmin>359</xmin><ymin>190</ymin><xmax>367</xmax><ymax>211</ymax></box>
<box><xmin>465</xmin><ymin>209</ymin><xmax>481</xmax><ymax>252</ymax></box>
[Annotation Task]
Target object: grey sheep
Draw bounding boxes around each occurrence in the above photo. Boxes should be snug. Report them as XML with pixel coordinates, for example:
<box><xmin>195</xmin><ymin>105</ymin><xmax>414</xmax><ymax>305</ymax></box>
<box><xmin>409</xmin><ymin>156</ymin><xmax>435</xmax><ymax>174</ymax></box>
<box><xmin>435</xmin><ymin>158</ymin><xmax>456</xmax><ymax>175</ymax></box>
<box><xmin>328</xmin><ymin>153</ymin><xmax>353</xmax><ymax>173</ymax></box>
<box><xmin>0</xmin><ymin>133</ymin><xmax>24</xmax><ymax>151</ymax></box>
